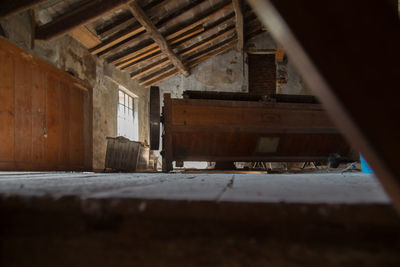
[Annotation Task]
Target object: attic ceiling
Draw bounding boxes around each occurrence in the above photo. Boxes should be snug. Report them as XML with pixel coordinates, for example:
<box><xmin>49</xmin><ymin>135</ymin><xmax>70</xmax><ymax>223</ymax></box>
<box><xmin>3</xmin><ymin>0</ymin><xmax>267</xmax><ymax>87</ymax></box>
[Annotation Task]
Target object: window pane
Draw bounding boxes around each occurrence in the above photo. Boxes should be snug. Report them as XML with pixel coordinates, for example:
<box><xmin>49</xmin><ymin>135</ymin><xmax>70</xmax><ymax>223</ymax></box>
<box><xmin>119</xmin><ymin>91</ymin><xmax>124</xmax><ymax>105</ymax></box>
<box><xmin>125</xmin><ymin>93</ymin><xmax>129</xmax><ymax>107</ymax></box>
<box><xmin>129</xmin><ymin>96</ymin><xmax>133</xmax><ymax>110</ymax></box>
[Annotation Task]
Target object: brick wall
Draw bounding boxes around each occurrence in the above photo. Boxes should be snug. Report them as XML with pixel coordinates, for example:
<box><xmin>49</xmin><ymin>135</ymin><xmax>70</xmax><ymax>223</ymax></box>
<box><xmin>248</xmin><ymin>54</ymin><xmax>276</xmax><ymax>95</ymax></box>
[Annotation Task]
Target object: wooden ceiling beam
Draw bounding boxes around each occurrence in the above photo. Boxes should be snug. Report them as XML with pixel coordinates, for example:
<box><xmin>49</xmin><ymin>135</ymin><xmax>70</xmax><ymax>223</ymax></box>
<box><xmin>90</xmin><ymin>25</ymin><xmax>146</xmax><ymax>55</ymax></box>
<box><xmin>127</xmin><ymin>1</ymin><xmax>190</xmax><ymax>77</ymax></box>
<box><xmin>0</xmin><ymin>0</ymin><xmax>48</xmax><ymax>18</ymax></box>
<box><xmin>35</xmin><ymin>0</ymin><xmax>131</xmax><ymax>40</ymax></box>
<box><xmin>232</xmin><ymin>0</ymin><xmax>244</xmax><ymax>52</ymax></box>
<box><xmin>116</xmin><ymin>26</ymin><xmax>203</xmax><ymax>68</ymax></box>
<box><xmin>69</xmin><ymin>26</ymin><xmax>102</xmax><ymax>49</ymax></box>
<box><xmin>140</xmin><ymin>36</ymin><xmax>236</xmax><ymax>86</ymax></box>
<box><xmin>130</xmin><ymin>27</ymin><xmax>236</xmax><ymax>80</ymax></box>
<box><xmin>123</xmin><ymin>14</ymin><xmax>236</xmax><ymax>72</ymax></box>
<box><xmin>139</xmin><ymin>64</ymin><xmax>176</xmax><ymax>85</ymax></box>
<box><xmin>98</xmin><ymin>0</ymin><xmax>206</xmax><ymax>58</ymax></box>
<box><xmin>109</xmin><ymin>3</ymin><xmax>233</xmax><ymax>65</ymax></box>
<box><xmin>142</xmin><ymin>40</ymin><xmax>236</xmax><ymax>87</ymax></box>
<box><xmin>91</xmin><ymin>17</ymin><xmax>159</xmax><ymax>57</ymax></box>
<box><xmin>142</xmin><ymin>68</ymin><xmax>179</xmax><ymax>87</ymax></box>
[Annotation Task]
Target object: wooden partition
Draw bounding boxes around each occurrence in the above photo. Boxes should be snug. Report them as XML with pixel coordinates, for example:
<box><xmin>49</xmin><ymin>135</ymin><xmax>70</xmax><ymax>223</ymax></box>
<box><xmin>0</xmin><ymin>38</ymin><xmax>92</xmax><ymax>171</ymax></box>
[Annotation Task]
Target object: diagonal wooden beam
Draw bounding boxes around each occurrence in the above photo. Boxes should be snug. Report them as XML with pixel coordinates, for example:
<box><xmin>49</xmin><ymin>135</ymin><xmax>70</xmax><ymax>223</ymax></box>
<box><xmin>35</xmin><ymin>0</ymin><xmax>131</xmax><ymax>40</ymax></box>
<box><xmin>130</xmin><ymin>27</ymin><xmax>236</xmax><ymax>80</ymax></box>
<box><xmin>127</xmin><ymin>1</ymin><xmax>190</xmax><ymax>77</ymax></box>
<box><xmin>109</xmin><ymin>3</ymin><xmax>233</xmax><ymax>65</ymax></box>
<box><xmin>0</xmin><ymin>0</ymin><xmax>48</xmax><ymax>18</ymax></box>
<box><xmin>142</xmin><ymin>39</ymin><xmax>237</xmax><ymax>87</ymax></box>
<box><xmin>232</xmin><ymin>0</ymin><xmax>244</xmax><ymax>51</ymax></box>
<box><xmin>247</xmin><ymin>0</ymin><xmax>400</xmax><ymax>213</ymax></box>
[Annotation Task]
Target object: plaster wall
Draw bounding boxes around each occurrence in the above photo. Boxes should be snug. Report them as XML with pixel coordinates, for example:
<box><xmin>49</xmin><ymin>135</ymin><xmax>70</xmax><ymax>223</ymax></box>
<box><xmin>157</xmin><ymin>32</ymin><xmax>311</xmax><ymax>100</ymax></box>
<box><xmin>0</xmin><ymin>12</ymin><xmax>150</xmax><ymax>171</ymax></box>
<box><xmin>158</xmin><ymin>49</ymin><xmax>248</xmax><ymax>99</ymax></box>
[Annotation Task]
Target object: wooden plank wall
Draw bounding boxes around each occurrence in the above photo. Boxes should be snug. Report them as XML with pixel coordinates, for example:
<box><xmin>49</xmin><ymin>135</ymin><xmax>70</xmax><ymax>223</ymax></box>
<box><xmin>0</xmin><ymin>38</ymin><xmax>92</xmax><ymax>171</ymax></box>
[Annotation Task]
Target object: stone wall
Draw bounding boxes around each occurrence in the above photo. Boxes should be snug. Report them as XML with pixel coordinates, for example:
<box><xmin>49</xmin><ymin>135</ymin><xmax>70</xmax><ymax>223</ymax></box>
<box><xmin>0</xmin><ymin>11</ymin><xmax>150</xmax><ymax>171</ymax></box>
<box><xmin>157</xmin><ymin>31</ymin><xmax>312</xmax><ymax>101</ymax></box>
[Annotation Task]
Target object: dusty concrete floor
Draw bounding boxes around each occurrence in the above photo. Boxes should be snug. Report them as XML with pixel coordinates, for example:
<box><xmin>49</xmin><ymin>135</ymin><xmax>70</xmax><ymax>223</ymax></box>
<box><xmin>0</xmin><ymin>171</ymin><xmax>389</xmax><ymax>204</ymax></box>
<box><xmin>1</xmin><ymin>171</ymin><xmax>399</xmax><ymax>267</ymax></box>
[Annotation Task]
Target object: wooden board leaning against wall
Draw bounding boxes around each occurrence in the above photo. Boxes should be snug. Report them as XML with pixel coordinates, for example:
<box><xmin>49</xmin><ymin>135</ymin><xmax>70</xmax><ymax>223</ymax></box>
<box><xmin>0</xmin><ymin>38</ymin><xmax>92</xmax><ymax>171</ymax></box>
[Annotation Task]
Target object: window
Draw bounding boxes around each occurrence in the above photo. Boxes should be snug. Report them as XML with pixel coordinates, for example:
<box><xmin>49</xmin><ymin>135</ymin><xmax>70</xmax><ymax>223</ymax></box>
<box><xmin>118</xmin><ymin>90</ymin><xmax>138</xmax><ymax>141</ymax></box>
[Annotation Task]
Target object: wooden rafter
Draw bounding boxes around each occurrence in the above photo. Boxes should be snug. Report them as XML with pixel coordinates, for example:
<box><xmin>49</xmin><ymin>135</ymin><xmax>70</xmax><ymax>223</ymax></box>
<box><xmin>90</xmin><ymin>25</ymin><xmax>146</xmax><ymax>55</ymax></box>
<box><xmin>123</xmin><ymin>14</ymin><xmax>236</xmax><ymax>72</ymax></box>
<box><xmin>69</xmin><ymin>26</ymin><xmax>102</xmax><ymax>49</ymax></box>
<box><xmin>139</xmin><ymin>23</ymin><xmax>261</xmax><ymax>87</ymax></box>
<box><xmin>143</xmin><ymin>39</ymin><xmax>237</xmax><ymax>87</ymax></box>
<box><xmin>35</xmin><ymin>0</ymin><xmax>131</xmax><ymax>40</ymax></box>
<box><xmin>98</xmin><ymin>0</ymin><xmax>198</xmax><ymax>39</ymax></box>
<box><xmin>127</xmin><ymin>1</ymin><xmax>190</xmax><ymax>77</ymax></box>
<box><xmin>109</xmin><ymin>3</ymin><xmax>233</xmax><ymax>65</ymax></box>
<box><xmin>124</xmin><ymin>11</ymin><xmax>256</xmax><ymax>73</ymax></box>
<box><xmin>0</xmin><ymin>0</ymin><xmax>48</xmax><ymax>18</ymax></box>
<box><xmin>130</xmin><ymin>27</ymin><xmax>236</xmax><ymax>80</ymax></box>
<box><xmin>232</xmin><ymin>0</ymin><xmax>244</xmax><ymax>51</ymax></box>
<box><xmin>140</xmin><ymin>36</ymin><xmax>237</xmax><ymax>86</ymax></box>
<box><xmin>116</xmin><ymin>26</ymin><xmax>204</xmax><ymax>69</ymax></box>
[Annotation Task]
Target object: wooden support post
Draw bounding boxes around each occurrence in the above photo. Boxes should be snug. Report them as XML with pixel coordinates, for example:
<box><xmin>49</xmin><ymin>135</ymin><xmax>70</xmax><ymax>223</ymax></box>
<box><xmin>35</xmin><ymin>0</ymin><xmax>131</xmax><ymax>40</ymax></box>
<box><xmin>128</xmin><ymin>1</ymin><xmax>190</xmax><ymax>77</ymax></box>
<box><xmin>232</xmin><ymin>0</ymin><xmax>244</xmax><ymax>51</ymax></box>
<box><xmin>247</xmin><ymin>0</ymin><xmax>400</xmax><ymax>213</ymax></box>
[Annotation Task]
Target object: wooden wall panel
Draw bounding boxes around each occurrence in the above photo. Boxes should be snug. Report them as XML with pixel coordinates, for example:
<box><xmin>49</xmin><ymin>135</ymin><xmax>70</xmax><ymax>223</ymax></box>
<box><xmin>69</xmin><ymin>86</ymin><xmax>85</xmax><ymax>167</ymax></box>
<box><xmin>14</xmin><ymin>56</ymin><xmax>32</xmax><ymax>163</ymax></box>
<box><xmin>31</xmin><ymin>65</ymin><xmax>47</xmax><ymax>165</ymax></box>
<box><xmin>59</xmin><ymin>81</ymin><xmax>71</xmax><ymax>166</ymax></box>
<box><xmin>0</xmin><ymin>49</ymin><xmax>15</xmax><ymax>162</ymax></box>
<box><xmin>0</xmin><ymin>38</ymin><xmax>92</xmax><ymax>171</ymax></box>
<box><xmin>46</xmin><ymin>73</ymin><xmax>60</xmax><ymax>167</ymax></box>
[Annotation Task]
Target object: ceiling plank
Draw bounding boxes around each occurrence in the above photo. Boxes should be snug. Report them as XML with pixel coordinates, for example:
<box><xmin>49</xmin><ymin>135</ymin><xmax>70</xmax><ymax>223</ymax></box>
<box><xmin>35</xmin><ymin>0</ymin><xmax>131</xmax><ymax>40</ymax></box>
<box><xmin>117</xmin><ymin>26</ymin><xmax>204</xmax><ymax>69</ymax></box>
<box><xmin>69</xmin><ymin>26</ymin><xmax>101</xmax><ymax>49</ymax></box>
<box><xmin>127</xmin><ymin>1</ymin><xmax>190</xmax><ymax>77</ymax></box>
<box><xmin>123</xmin><ymin>14</ymin><xmax>237</xmax><ymax>72</ymax></box>
<box><xmin>140</xmin><ymin>66</ymin><xmax>178</xmax><ymax>86</ymax></box>
<box><xmin>232</xmin><ymin>0</ymin><xmax>244</xmax><ymax>51</ymax></box>
<box><xmin>90</xmin><ymin>25</ymin><xmax>146</xmax><ymax>55</ymax></box>
<box><xmin>143</xmin><ymin>40</ymin><xmax>236</xmax><ymax>87</ymax></box>
<box><xmin>140</xmin><ymin>26</ymin><xmax>259</xmax><ymax>86</ymax></box>
<box><xmin>0</xmin><ymin>0</ymin><xmax>48</xmax><ymax>18</ymax></box>
<box><xmin>130</xmin><ymin>27</ymin><xmax>236</xmax><ymax>80</ymax></box>
<box><xmin>140</xmin><ymin>37</ymin><xmax>237</xmax><ymax>86</ymax></box>
<box><xmin>109</xmin><ymin>3</ymin><xmax>233</xmax><ymax>65</ymax></box>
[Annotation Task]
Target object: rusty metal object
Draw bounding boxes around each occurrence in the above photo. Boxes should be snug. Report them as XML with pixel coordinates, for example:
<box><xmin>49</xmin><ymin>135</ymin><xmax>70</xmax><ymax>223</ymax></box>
<box><xmin>161</xmin><ymin>93</ymin><xmax>354</xmax><ymax>171</ymax></box>
<box><xmin>246</xmin><ymin>0</ymin><xmax>400</xmax><ymax>213</ymax></box>
<box><xmin>149</xmin><ymin>86</ymin><xmax>160</xmax><ymax>150</ymax></box>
